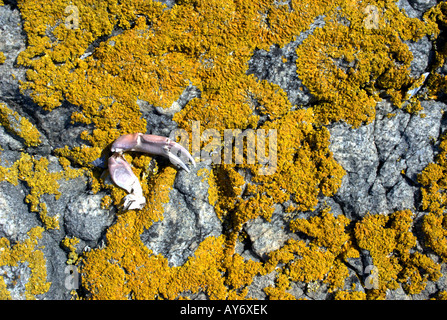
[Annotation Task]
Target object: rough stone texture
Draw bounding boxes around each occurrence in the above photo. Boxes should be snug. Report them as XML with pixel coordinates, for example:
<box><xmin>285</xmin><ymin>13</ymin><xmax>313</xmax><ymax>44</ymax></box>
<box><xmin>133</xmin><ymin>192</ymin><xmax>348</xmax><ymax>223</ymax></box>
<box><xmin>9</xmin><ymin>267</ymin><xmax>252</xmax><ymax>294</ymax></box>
<box><xmin>0</xmin><ymin>4</ymin><xmax>90</xmax><ymax>299</ymax></box>
<box><xmin>247</xmin><ymin>15</ymin><xmax>325</xmax><ymax>107</ymax></box>
<box><xmin>329</xmin><ymin>100</ymin><xmax>446</xmax><ymax>219</ymax></box>
<box><xmin>0</xmin><ymin>0</ymin><xmax>446</xmax><ymax>300</ymax></box>
<box><xmin>0</xmin><ymin>5</ymin><xmax>26</xmax><ymax>100</ymax></box>
<box><xmin>0</xmin><ymin>179</ymin><xmax>35</xmax><ymax>241</ymax></box>
<box><xmin>64</xmin><ymin>192</ymin><xmax>115</xmax><ymax>242</ymax></box>
<box><xmin>141</xmin><ymin>162</ymin><xmax>222</xmax><ymax>267</ymax></box>
<box><xmin>397</xmin><ymin>0</ymin><xmax>434</xmax><ymax>19</ymax></box>
<box><xmin>244</xmin><ymin>204</ymin><xmax>292</xmax><ymax>260</ymax></box>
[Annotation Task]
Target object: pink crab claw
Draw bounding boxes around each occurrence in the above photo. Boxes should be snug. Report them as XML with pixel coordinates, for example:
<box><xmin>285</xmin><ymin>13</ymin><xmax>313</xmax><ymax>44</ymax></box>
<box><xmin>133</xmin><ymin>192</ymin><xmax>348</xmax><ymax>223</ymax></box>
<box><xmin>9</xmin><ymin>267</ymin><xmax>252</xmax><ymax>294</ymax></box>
<box><xmin>108</xmin><ymin>153</ymin><xmax>146</xmax><ymax>210</ymax></box>
<box><xmin>111</xmin><ymin>133</ymin><xmax>196</xmax><ymax>173</ymax></box>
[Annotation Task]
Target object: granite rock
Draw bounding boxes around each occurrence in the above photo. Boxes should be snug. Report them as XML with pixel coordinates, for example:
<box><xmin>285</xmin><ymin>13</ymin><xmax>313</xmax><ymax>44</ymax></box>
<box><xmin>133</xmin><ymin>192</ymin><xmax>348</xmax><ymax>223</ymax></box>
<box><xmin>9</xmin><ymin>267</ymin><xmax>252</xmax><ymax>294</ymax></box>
<box><xmin>140</xmin><ymin>161</ymin><xmax>222</xmax><ymax>267</ymax></box>
<box><xmin>0</xmin><ymin>0</ymin><xmax>446</xmax><ymax>301</ymax></box>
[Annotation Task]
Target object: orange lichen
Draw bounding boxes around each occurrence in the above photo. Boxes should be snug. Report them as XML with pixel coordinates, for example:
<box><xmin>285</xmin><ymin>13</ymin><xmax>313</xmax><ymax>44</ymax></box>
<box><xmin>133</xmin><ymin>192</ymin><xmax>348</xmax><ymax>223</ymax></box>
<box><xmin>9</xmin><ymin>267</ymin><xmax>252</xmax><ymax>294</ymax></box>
<box><xmin>354</xmin><ymin>210</ymin><xmax>441</xmax><ymax>297</ymax></box>
<box><xmin>0</xmin><ymin>153</ymin><xmax>84</xmax><ymax>229</ymax></box>
<box><xmin>263</xmin><ymin>210</ymin><xmax>357</xmax><ymax>298</ymax></box>
<box><xmin>0</xmin><ymin>102</ymin><xmax>41</xmax><ymax>147</ymax></box>
<box><xmin>418</xmin><ymin>135</ymin><xmax>447</xmax><ymax>261</ymax></box>
<box><xmin>12</xmin><ymin>0</ymin><xmax>447</xmax><ymax>300</ymax></box>
<box><xmin>0</xmin><ymin>227</ymin><xmax>51</xmax><ymax>299</ymax></box>
<box><xmin>81</xmin><ymin>166</ymin><xmax>264</xmax><ymax>299</ymax></box>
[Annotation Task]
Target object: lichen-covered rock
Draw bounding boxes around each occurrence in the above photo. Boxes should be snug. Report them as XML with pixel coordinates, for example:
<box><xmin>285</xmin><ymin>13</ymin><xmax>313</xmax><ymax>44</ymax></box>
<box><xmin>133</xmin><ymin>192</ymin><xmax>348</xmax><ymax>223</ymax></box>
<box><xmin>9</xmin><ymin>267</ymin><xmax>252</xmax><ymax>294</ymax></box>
<box><xmin>141</xmin><ymin>162</ymin><xmax>222</xmax><ymax>267</ymax></box>
<box><xmin>246</xmin><ymin>15</ymin><xmax>326</xmax><ymax>107</ymax></box>
<box><xmin>330</xmin><ymin>100</ymin><xmax>446</xmax><ymax>218</ymax></box>
<box><xmin>1</xmin><ymin>0</ymin><xmax>447</xmax><ymax>300</ymax></box>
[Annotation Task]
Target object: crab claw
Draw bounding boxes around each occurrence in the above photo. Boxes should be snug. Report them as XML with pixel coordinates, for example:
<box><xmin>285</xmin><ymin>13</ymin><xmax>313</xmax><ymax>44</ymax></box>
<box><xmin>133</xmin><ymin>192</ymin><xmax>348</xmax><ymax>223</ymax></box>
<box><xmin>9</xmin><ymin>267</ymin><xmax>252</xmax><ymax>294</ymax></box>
<box><xmin>110</xmin><ymin>133</ymin><xmax>141</xmax><ymax>154</ymax></box>
<box><xmin>108</xmin><ymin>153</ymin><xmax>146</xmax><ymax>210</ymax></box>
<box><xmin>111</xmin><ymin>133</ymin><xmax>196</xmax><ymax>172</ymax></box>
<box><xmin>122</xmin><ymin>193</ymin><xmax>146</xmax><ymax>211</ymax></box>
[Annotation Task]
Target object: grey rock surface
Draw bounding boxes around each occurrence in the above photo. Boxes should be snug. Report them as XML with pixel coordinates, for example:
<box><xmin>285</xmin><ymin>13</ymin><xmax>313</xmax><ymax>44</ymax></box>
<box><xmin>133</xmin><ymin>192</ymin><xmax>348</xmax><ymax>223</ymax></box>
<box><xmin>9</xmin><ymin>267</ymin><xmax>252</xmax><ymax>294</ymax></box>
<box><xmin>0</xmin><ymin>179</ymin><xmax>34</xmax><ymax>241</ymax></box>
<box><xmin>247</xmin><ymin>15</ymin><xmax>325</xmax><ymax>107</ymax></box>
<box><xmin>0</xmin><ymin>0</ymin><xmax>446</xmax><ymax>301</ymax></box>
<box><xmin>244</xmin><ymin>204</ymin><xmax>291</xmax><ymax>260</ymax></box>
<box><xmin>407</xmin><ymin>0</ymin><xmax>438</xmax><ymax>12</ymax></box>
<box><xmin>64</xmin><ymin>192</ymin><xmax>115</xmax><ymax>242</ymax></box>
<box><xmin>141</xmin><ymin>162</ymin><xmax>222</xmax><ymax>267</ymax></box>
<box><xmin>0</xmin><ymin>5</ymin><xmax>26</xmax><ymax>100</ymax></box>
<box><xmin>329</xmin><ymin>100</ymin><xmax>446</xmax><ymax>219</ymax></box>
<box><xmin>397</xmin><ymin>0</ymin><xmax>437</xmax><ymax>19</ymax></box>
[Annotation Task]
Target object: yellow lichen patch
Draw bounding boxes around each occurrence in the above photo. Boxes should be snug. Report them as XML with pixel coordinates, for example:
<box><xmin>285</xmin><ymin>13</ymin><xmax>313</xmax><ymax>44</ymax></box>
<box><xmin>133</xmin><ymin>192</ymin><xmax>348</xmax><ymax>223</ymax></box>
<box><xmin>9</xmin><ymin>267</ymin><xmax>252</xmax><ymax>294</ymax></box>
<box><xmin>263</xmin><ymin>211</ymin><xmax>357</xmax><ymax>299</ymax></box>
<box><xmin>13</xmin><ymin>0</ymin><xmax>446</xmax><ymax>299</ymax></box>
<box><xmin>82</xmin><ymin>212</ymin><xmax>258</xmax><ymax>299</ymax></box>
<box><xmin>61</xmin><ymin>236</ymin><xmax>80</xmax><ymax>265</ymax></box>
<box><xmin>334</xmin><ymin>290</ymin><xmax>367</xmax><ymax>300</ymax></box>
<box><xmin>263</xmin><ymin>239</ymin><xmax>335</xmax><ymax>298</ymax></box>
<box><xmin>198</xmin><ymin>167</ymin><xmax>218</xmax><ymax>207</ymax></box>
<box><xmin>0</xmin><ymin>153</ymin><xmax>84</xmax><ymax>229</ymax></box>
<box><xmin>248</xmin><ymin>109</ymin><xmax>345</xmax><ymax>213</ymax></box>
<box><xmin>0</xmin><ymin>103</ymin><xmax>41</xmax><ymax>147</ymax></box>
<box><xmin>418</xmin><ymin>134</ymin><xmax>447</xmax><ymax>261</ymax></box>
<box><xmin>55</xmin><ymin>145</ymin><xmax>103</xmax><ymax>168</ymax></box>
<box><xmin>295</xmin><ymin>0</ymin><xmax>435</xmax><ymax>127</ymax></box>
<box><xmin>422</xmin><ymin>2</ymin><xmax>447</xmax><ymax>100</ymax></box>
<box><xmin>0</xmin><ymin>52</ymin><xmax>5</xmax><ymax>64</ymax></box>
<box><xmin>354</xmin><ymin>210</ymin><xmax>441</xmax><ymax>297</ymax></box>
<box><xmin>0</xmin><ymin>227</ymin><xmax>51</xmax><ymax>299</ymax></box>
